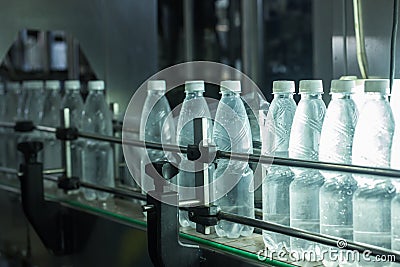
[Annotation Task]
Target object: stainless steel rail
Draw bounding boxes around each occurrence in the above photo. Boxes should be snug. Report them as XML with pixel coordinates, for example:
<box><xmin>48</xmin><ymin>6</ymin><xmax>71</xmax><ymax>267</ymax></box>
<box><xmin>218</xmin><ymin>211</ymin><xmax>400</xmax><ymax>262</ymax></box>
<box><xmin>218</xmin><ymin>151</ymin><xmax>400</xmax><ymax>178</ymax></box>
<box><xmin>43</xmin><ymin>174</ymin><xmax>147</xmax><ymax>202</ymax></box>
<box><xmin>2</xmin><ymin>121</ymin><xmax>400</xmax><ymax>178</ymax></box>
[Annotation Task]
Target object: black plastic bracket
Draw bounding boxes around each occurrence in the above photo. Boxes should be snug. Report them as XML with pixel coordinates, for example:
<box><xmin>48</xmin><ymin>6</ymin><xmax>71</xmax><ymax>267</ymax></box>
<box><xmin>14</xmin><ymin>121</ymin><xmax>35</xmax><ymax>133</ymax></box>
<box><xmin>145</xmin><ymin>161</ymin><xmax>202</xmax><ymax>267</ymax></box>
<box><xmin>188</xmin><ymin>205</ymin><xmax>219</xmax><ymax>228</ymax></box>
<box><xmin>187</xmin><ymin>144</ymin><xmax>201</xmax><ymax>161</ymax></box>
<box><xmin>55</xmin><ymin>127</ymin><xmax>79</xmax><ymax>141</ymax></box>
<box><xmin>17</xmin><ymin>141</ymin><xmax>76</xmax><ymax>255</ymax></box>
<box><xmin>58</xmin><ymin>176</ymin><xmax>80</xmax><ymax>192</ymax></box>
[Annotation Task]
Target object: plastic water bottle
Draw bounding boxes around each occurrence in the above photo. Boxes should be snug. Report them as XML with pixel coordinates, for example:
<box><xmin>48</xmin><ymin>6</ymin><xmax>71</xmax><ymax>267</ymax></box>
<box><xmin>4</xmin><ymin>82</ymin><xmax>21</xmax><ymax>178</ymax></box>
<box><xmin>319</xmin><ymin>80</ymin><xmax>358</xmax><ymax>242</ymax></box>
<box><xmin>18</xmin><ymin>81</ymin><xmax>45</xmax><ymax>165</ymax></box>
<box><xmin>81</xmin><ymin>81</ymin><xmax>114</xmax><ymax>201</ymax></box>
<box><xmin>243</xmin><ymin>91</ymin><xmax>268</xmax><ymax>209</ymax></box>
<box><xmin>390</xmin><ymin>79</ymin><xmax>400</xmax><ymax>128</ymax></box>
<box><xmin>352</xmin><ymin>79</ymin><xmax>395</xmax><ymax>250</ymax></box>
<box><xmin>213</xmin><ymin>80</ymin><xmax>254</xmax><ymax>238</ymax></box>
<box><xmin>61</xmin><ymin>80</ymin><xmax>84</xmax><ymax>182</ymax></box>
<box><xmin>176</xmin><ymin>81</ymin><xmax>212</xmax><ymax>228</ymax></box>
<box><xmin>42</xmin><ymin>81</ymin><xmax>62</xmax><ymax>178</ymax></box>
<box><xmin>262</xmin><ymin>81</ymin><xmax>296</xmax><ymax>249</ymax></box>
<box><xmin>22</xmin><ymin>81</ymin><xmax>45</xmax><ymax>124</ymax></box>
<box><xmin>391</xmin><ymin>79</ymin><xmax>400</xmax><ymax>252</ymax></box>
<box><xmin>288</xmin><ymin>80</ymin><xmax>326</xmax><ymax>252</ymax></box>
<box><xmin>139</xmin><ymin>80</ymin><xmax>175</xmax><ymax>194</ymax></box>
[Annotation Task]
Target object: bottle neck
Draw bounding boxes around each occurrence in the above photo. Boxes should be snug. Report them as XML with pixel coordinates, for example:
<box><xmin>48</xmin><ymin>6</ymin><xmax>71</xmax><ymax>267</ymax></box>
<box><xmin>273</xmin><ymin>93</ymin><xmax>292</xmax><ymax>99</ymax></box>
<box><xmin>26</xmin><ymin>89</ymin><xmax>42</xmax><ymax>95</ymax></box>
<box><xmin>148</xmin><ymin>89</ymin><xmax>165</xmax><ymax>96</ymax></box>
<box><xmin>331</xmin><ymin>93</ymin><xmax>353</xmax><ymax>100</ymax></box>
<box><xmin>185</xmin><ymin>91</ymin><xmax>204</xmax><ymax>98</ymax></box>
<box><xmin>89</xmin><ymin>89</ymin><xmax>105</xmax><ymax>96</ymax></box>
<box><xmin>365</xmin><ymin>92</ymin><xmax>387</xmax><ymax>100</ymax></box>
<box><xmin>66</xmin><ymin>89</ymin><xmax>80</xmax><ymax>95</ymax></box>
<box><xmin>221</xmin><ymin>91</ymin><xmax>240</xmax><ymax>97</ymax></box>
<box><xmin>300</xmin><ymin>93</ymin><xmax>322</xmax><ymax>100</ymax></box>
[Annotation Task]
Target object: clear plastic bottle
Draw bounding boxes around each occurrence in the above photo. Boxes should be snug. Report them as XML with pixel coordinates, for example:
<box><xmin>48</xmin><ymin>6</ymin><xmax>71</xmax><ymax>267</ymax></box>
<box><xmin>18</xmin><ymin>81</ymin><xmax>45</xmax><ymax>165</ymax></box>
<box><xmin>352</xmin><ymin>79</ymin><xmax>395</xmax><ymax>250</ymax></box>
<box><xmin>288</xmin><ymin>80</ymin><xmax>326</xmax><ymax>252</ymax></box>
<box><xmin>319</xmin><ymin>80</ymin><xmax>358</xmax><ymax>241</ymax></box>
<box><xmin>61</xmin><ymin>80</ymin><xmax>84</xmax><ymax>182</ymax></box>
<box><xmin>81</xmin><ymin>81</ymin><xmax>114</xmax><ymax>201</ymax></box>
<box><xmin>176</xmin><ymin>81</ymin><xmax>212</xmax><ymax>228</ymax></box>
<box><xmin>4</xmin><ymin>82</ymin><xmax>22</xmax><ymax>178</ymax></box>
<box><xmin>391</xmin><ymin>79</ymin><xmax>400</xmax><ymax>252</ymax></box>
<box><xmin>42</xmin><ymin>81</ymin><xmax>62</xmax><ymax>176</ymax></box>
<box><xmin>243</xmin><ymin>91</ymin><xmax>269</xmax><ymax>211</ymax></box>
<box><xmin>22</xmin><ymin>81</ymin><xmax>45</xmax><ymax>124</ymax></box>
<box><xmin>390</xmin><ymin>79</ymin><xmax>400</xmax><ymax>129</ymax></box>
<box><xmin>139</xmin><ymin>80</ymin><xmax>175</xmax><ymax>194</ymax></box>
<box><xmin>262</xmin><ymin>80</ymin><xmax>296</xmax><ymax>249</ymax></box>
<box><xmin>213</xmin><ymin>80</ymin><xmax>254</xmax><ymax>238</ymax></box>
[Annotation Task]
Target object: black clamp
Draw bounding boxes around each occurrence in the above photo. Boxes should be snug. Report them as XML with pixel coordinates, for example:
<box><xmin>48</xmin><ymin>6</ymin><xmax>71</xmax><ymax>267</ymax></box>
<box><xmin>187</xmin><ymin>144</ymin><xmax>217</xmax><ymax>164</ymax></box>
<box><xmin>187</xmin><ymin>144</ymin><xmax>201</xmax><ymax>161</ymax></box>
<box><xmin>56</xmin><ymin>127</ymin><xmax>79</xmax><ymax>141</ymax></box>
<box><xmin>188</xmin><ymin>205</ymin><xmax>220</xmax><ymax>234</ymax></box>
<box><xmin>58</xmin><ymin>176</ymin><xmax>80</xmax><ymax>192</ymax></box>
<box><xmin>14</xmin><ymin>121</ymin><xmax>35</xmax><ymax>133</ymax></box>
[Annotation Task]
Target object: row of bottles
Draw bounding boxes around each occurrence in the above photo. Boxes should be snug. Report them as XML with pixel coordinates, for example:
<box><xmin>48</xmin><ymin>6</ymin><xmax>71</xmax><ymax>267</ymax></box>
<box><xmin>140</xmin><ymin>80</ymin><xmax>255</xmax><ymax>238</ymax></box>
<box><xmin>262</xmin><ymin>78</ymin><xmax>400</xmax><ymax>258</ymax></box>
<box><xmin>0</xmin><ymin>80</ymin><xmax>114</xmax><ymax>201</ymax></box>
<box><xmin>2</xmin><ymin>76</ymin><xmax>399</xmax><ymax>253</ymax></box>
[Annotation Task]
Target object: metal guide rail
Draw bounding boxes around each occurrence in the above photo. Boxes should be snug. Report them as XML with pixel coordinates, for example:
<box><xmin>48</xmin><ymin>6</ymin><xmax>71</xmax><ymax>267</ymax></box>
<box><xmin>1</xmin><ymin>119</ymin><xmax>400</xmax><ymax>264</ymax></box>
<box><xmin>2</xmin><ymin>120</ymin><xmax>400</xmax><ymax>178</ymax></box>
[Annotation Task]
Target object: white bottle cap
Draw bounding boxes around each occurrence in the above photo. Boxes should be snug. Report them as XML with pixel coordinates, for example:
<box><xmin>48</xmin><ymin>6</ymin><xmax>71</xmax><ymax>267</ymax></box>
<box><xmin>272</xmin><ymin>80</ymin><xmax>295</xmax><ymax>93</ymax></box>
<box><xmin>299</xmin><ymin>80</ymin><xmax>323</xmax><ymax>94</ymax></box>
<box><xmin>88</xmin><ymin>80</ymin><xmax>105</xmax><ymax>91</ymax></box>
<box><xmin>6</xmin><ymin>81</ymin><xmax>20</xmax><ymax>91</ymax></box>
<box><xmin>364</xmin><ymin>79</ymin><xmax>389</xmax><ymax>94</ymax></box>
<box><xmin>45</xmin><ymin>80</ymin><xmax>61</xmax><ymax>90</ymax></box>
<box><xmin>148</xmin><ymin>80</ymin><xmax>166</xmax><ymax>91</ymax></box>
<box><xmin>65</xmin><ymin>80</ymin><xmax>81</xmax><ymax>90</ymax></box>
<box><xmin>22</xmin><ymin>80</ymin><xmax>43</xmax><ymax>90</ymax></box>
<box><xmin>330</xmin><ymin>79</ymin><xmax>355</xmax><ymax>93</ymax></box>
<box><xmin>339</xmin><ymin>75</ymin><xmax>358</xmax><ymax>80</ymax></box>
<box><xmin>220</xmin><ymin>80</ymin><xmax>241</xmax><ymax>93</ymax></box>
<box><xmin>185</xmin><ymin>80</ymin><xmax>205</xmax><ymax>93</ymax></box>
